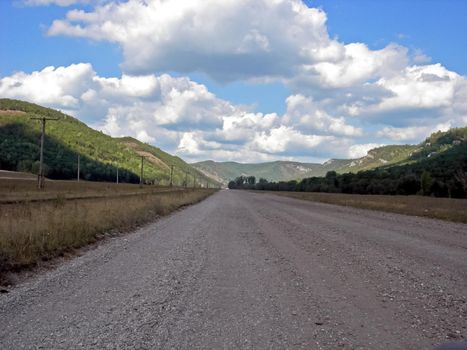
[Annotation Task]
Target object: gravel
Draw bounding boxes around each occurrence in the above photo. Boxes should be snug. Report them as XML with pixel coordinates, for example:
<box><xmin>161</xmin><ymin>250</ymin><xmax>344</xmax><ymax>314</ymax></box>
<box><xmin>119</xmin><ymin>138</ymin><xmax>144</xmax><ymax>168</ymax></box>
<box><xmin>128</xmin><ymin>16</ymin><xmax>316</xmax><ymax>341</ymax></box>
<box><xmin>1</xmin><ymin>190</ymin><xmax>466</xmax><ymax>349</ymax></box>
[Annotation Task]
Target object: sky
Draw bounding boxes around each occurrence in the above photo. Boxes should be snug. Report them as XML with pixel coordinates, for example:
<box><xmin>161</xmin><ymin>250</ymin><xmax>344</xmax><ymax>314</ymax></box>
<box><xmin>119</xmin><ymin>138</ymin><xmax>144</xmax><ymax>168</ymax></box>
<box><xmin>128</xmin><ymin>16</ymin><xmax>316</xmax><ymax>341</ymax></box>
<box><xmin>1</xmin><ymin>0</ymin><xmax>466</xmax><ymax>163</ymax></box>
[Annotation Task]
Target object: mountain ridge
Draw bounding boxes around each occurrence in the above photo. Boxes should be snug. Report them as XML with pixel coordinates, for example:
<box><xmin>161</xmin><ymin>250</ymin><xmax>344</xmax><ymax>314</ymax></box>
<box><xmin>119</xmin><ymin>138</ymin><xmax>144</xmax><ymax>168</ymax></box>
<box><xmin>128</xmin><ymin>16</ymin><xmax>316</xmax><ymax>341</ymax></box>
<box><xmin>192</xmin><ymin>129</ymin><xmax>466</xmax><ymax>185</ymax></box>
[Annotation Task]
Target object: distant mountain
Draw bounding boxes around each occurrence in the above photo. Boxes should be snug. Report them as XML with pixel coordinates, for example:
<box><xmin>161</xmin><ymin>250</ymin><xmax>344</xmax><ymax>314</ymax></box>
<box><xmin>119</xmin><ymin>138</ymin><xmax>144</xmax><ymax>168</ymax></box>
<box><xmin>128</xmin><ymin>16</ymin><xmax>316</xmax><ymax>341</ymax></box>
<box><xmin>193</xmin><ymin>128</ymin><xmax>467</xmax><ymax>185</ymax></box>
<box><xmin>193</xmin><ymin>160</ymin><xmax>325</xmax><ymax>185</ymax></box>
<box><xmin>0</xmin><ymin>99</ymin><xmax>220</xmax><ymax>187</ymax></box>
<box><xmin>191</xmin><ymin>146</ymin><xmax>417</xmax><ymax>185</ymax></box>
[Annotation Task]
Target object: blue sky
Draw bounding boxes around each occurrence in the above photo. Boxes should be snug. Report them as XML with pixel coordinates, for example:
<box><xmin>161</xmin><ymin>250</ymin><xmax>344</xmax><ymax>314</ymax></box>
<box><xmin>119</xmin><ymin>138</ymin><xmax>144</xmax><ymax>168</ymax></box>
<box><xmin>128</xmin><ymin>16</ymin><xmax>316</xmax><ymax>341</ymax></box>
<box><xmin>1</xmin><ymin>0</ymin><xmax>466</xmax><ymax>162</ymax></box>
<box><xmin>2</xmin><ymin>0</ymin><xmax>466</xmax><ymax>111</ymax></box>
<box><xmin>310</xmin><ymin>0</ymin><xmax>467</xmax><ymax>74</ymax></box>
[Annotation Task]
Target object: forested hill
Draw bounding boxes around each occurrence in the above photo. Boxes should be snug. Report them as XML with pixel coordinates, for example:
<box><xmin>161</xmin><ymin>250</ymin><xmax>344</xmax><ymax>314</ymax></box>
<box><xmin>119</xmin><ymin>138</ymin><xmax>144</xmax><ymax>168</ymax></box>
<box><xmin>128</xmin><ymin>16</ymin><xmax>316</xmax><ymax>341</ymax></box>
<box><xmin>193</xmin><ymin>128</ymin><xmax>467</xmax><ymax>186</ymax></box>
<box><xmin>191</xmin><ymin>145</ymin><xmax>416</xmax><ymax>185</ymax></box>
<box><xmin>228</xmin><ymin>127</ymin><xmax>467</xmax><ymax>198</ymax></box>
<box><xmin>0</xmin><ymin>99</ymin><xmax>220</xmax><ymax>186</ymax></box>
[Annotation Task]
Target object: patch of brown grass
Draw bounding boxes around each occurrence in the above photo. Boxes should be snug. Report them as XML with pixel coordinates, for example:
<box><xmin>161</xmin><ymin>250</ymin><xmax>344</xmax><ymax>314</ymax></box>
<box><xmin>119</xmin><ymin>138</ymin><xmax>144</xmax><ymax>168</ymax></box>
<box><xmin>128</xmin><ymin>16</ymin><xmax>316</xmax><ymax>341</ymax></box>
<box><xmin>0</xmin><ymin>170</ymin><xmax>36</xmax><ymax>180</ymax></box>
<box><xmin>0</xmin><ymin>189</ymin><xmax>216</xmax><ymax>278</ymax></box>
<box><xmin>0</xmin><ymin>110</ymin><xmax>27</xmax><ymax>116</ymax></box>
<box><xmin>263</xmin><ymin>191</ymin><xmax>467</xmax><ymax>224</ymax></box>
<box><xmin>0</xmin><ymin>178</ymin><xmax>188</xmax><ymax>203</ymax></box>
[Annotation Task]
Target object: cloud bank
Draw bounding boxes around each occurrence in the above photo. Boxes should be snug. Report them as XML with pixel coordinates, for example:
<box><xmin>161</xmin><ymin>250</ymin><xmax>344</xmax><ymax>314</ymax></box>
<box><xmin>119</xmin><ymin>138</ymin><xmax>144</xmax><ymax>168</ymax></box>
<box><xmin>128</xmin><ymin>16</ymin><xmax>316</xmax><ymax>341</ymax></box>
<box><xmin>3</xmin><ymin>0</ymin><xmax>467</xmax><ymax>162</ymax></box>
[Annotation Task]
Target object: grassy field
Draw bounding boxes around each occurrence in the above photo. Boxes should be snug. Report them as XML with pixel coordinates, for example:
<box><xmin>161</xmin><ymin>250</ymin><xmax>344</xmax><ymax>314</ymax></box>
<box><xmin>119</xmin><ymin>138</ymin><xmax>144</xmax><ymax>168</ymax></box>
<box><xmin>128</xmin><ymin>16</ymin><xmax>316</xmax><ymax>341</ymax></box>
<box><xmin>0</xmin><ymin>178</ymin><xmax>216</xmax><ymax>282</ymax></box>
<box><xmin>263</xmin><ymin>191</ymin><xmax>467</xmax><ymax>224</ymax></box>
<box><xmin>0</xmin><ymin>173</ymin><xmax>202</xmax><ymax>203</ymax></box>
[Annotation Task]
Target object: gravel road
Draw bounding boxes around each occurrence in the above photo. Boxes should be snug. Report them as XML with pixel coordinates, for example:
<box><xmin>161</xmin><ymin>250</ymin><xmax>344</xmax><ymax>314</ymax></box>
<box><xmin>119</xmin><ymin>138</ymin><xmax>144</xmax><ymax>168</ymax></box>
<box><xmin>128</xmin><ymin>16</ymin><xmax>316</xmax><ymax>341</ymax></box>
<box><xmin>1</xmin><ymin>190</ymin><xmax>466</xmax><ymax>349</ymax></box>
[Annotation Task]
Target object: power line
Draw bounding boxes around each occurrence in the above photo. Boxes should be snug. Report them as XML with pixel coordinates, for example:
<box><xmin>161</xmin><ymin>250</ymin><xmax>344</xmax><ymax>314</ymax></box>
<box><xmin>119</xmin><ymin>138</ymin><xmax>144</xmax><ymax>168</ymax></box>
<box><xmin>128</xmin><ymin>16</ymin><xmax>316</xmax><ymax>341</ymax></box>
<box><xmin>140</xmin><ymin>155</ymin><xmax>145</xmax><ymax>187</ymax></box>
<box><xmin>77</xmin><ymin>154</ymin><xmax>80</xmax><ymax>182</ymax></box>
<box><xmin>170</xmin><ymin>165</ymin><xmax>174</xmax><ymax>187</ymax></box>
<box><xmin>30</xmin><ymin>116</ymin><xmax>59</xmax><ymax>190</ymax></box>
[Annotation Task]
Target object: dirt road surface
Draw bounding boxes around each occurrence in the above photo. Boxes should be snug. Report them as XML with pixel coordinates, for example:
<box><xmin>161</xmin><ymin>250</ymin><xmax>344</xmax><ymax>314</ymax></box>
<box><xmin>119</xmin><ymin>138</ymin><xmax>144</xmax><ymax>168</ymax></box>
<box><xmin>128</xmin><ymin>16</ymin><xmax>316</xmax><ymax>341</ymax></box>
<box><xmin>1</xmin><ymin>190</ymin><xmax>466</xmax><ymax>349</ymax></box>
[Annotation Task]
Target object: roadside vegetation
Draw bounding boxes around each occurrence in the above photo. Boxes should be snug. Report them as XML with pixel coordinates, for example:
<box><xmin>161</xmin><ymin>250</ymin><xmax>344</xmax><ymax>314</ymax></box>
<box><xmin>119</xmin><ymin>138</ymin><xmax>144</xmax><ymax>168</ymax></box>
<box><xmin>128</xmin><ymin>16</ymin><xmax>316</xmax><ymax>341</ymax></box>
<box><xmin>0</xmin><ymin>99</ymin><xmax>220</xmax><ymax>282</ymax></box>
<box><xmin>0</xmin><ymin>181</ymin><xmax>216</xmax><ymax>282</ymax></box>
<box><xmin>0</xmin><ymin>176</ymin><xmax>190</xmax><ymax>203</ymax></box>
<box><xmin>262</xmin><ymin>191</ymin><xmax>467</xmax><ymax>224</ymax></box>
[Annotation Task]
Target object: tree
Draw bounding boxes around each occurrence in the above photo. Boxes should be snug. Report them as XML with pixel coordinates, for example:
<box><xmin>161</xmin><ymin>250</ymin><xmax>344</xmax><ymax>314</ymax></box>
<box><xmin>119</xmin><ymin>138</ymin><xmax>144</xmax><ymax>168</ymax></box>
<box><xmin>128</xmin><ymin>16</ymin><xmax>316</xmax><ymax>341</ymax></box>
<box><xmin>420</xmin><ymin>171</ymin><xmax>433</xmax><ymax>196</ymax></box>
<box><xmin>397</xmin><ymin>174</ymin><xmax>419</xmax><ymax>195</ymax></box>
<box><xmin>454</xmin><ymin>169</ymin><xmax>467</xmax><ymax>195</ymax></box>
<box><xmin>247</xmin><ymin>176</ymin><xmax>256</xmax><ymax>185</ymax></box>
<box><xmin>235</xmin><ymin>176</ymin><xmax>245</xmax><ymax>187</ymax></box>
<box><xmin>17</xmin><ymin>159</ymin><xmax>33</xmax><ymax>172</ymax></box>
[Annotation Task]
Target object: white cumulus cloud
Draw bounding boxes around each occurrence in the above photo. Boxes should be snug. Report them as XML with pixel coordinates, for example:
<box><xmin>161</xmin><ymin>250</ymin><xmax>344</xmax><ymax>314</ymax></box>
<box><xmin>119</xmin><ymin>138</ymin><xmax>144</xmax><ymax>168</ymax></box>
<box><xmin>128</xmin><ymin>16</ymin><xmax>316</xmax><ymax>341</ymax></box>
<box><xmin>348</xmin><ymin>143</ymin><xmax>383</xmax><ymax>159</ymax></box>
<box><xmin>283</xmin><ymin>94</ymin><xmax>362</xmax><ymax>137</ymax></box>
<box><xmin>0</xmin><ymin>63</ymin><xmax>94</xmax><ymax>109</ymax></box>
<box><xmin>376</xmin><ymin>123</ymin><xmax>452</xmax><ymax>142</ymax></box>
<box><xmin>3</xmin><ymin>0</ymin><xmax>467</xmax><ymax>163</ymax></box>
<box><xmin>47</xmin><ymin>0</ymin><xmax>406</xmax><ymax>88</ymax></box>
<box><xmin>0</xmin><ymin>63</ymin><xmax>376</xmax><ymax>162</ymax></box>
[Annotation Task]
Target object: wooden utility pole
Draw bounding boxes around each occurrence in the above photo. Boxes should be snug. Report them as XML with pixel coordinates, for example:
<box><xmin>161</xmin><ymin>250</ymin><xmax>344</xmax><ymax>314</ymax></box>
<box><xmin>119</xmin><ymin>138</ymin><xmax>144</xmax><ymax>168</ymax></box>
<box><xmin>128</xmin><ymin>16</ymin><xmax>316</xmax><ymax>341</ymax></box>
<box><xmin>140</xmin><ymin>156</ymin><xmax>144</xmax><ymax>187</ymax></box>
<box><xmin>169</xmin><ymin>165</ymin><xmax>174</xmax><ymax>187</ymax></box>
<box><xmin>77</xmin><ymin>154</ymin><xmax>80</xmax><ymax>182</ymax></box>
<box><xmin>31</xmin><ymin>116</ymin><xmax>59</xmax><ymax>189</ymax></box>
<box><xmin>116</xmin><ymin>167</ymin><xmax>119</xmax><ymax>184</ymax></box>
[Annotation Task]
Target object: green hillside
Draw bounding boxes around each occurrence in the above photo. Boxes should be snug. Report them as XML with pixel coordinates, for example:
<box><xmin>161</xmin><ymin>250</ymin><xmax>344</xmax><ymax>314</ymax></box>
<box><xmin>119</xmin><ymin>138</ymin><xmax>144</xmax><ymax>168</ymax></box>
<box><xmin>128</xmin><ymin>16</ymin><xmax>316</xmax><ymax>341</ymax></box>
<box><xmin>193</xmin><ymin>128</ymin><xmax>467</xmax><ymax>185</ymax></box>
<box><xmin>0</xmin><ymin>99</ymin><xmax>220</xmax><ymax>187</ymax></box>
<box><xmin>245</xmin><ymin>139</ymin><xmax>467</xmax><ymax>198</ymax></box>
<box><xmin>336</xmin><ymin>145</ymin><xmax>418</xmax><ymax>173</ymax></box>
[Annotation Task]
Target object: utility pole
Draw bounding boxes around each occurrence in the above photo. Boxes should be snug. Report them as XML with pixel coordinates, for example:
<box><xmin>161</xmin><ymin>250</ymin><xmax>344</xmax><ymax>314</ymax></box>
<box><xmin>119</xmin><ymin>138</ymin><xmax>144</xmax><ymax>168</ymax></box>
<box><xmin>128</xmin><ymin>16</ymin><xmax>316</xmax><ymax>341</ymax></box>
<box><xmin>184</xmin><ymin>171</ymin><xmax>188</xmax><ymax>188</ymax></box>
<box><xmin>140</xmin><ymin>156</ymin><xmax>144</xmax><ymax>187</ymax></box>
<box><xmin>77</xmin><ymin>154</ymin><xmax>80</xmax><ymax>182</ymax></box>
<box><xmin>31</xmin><ymin>116</ymin><xmax>59</xmax><ymax>190</ymax></box>
<box><xmin>169</xmin><ymin>165</ymin><xmax>174</xmax><ymax>187</ymax></box>
<box><xmin>116</xmin><ymin>167</ymin><xmax>119</xmax><ymax>184</ymax></box>
<box><xmin>193</xmin><ymin>175</ymin><xmax>196</xmax><ymax>188</ymax></box>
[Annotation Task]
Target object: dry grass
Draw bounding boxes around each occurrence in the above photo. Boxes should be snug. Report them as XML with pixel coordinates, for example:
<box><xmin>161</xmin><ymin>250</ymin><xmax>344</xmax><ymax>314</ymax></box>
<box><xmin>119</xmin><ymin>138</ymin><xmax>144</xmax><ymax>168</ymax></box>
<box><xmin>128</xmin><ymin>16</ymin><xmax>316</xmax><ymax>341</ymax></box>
<box><xmin>263</xmin><ymin>191</ymin><xmax>467</xmax><ymax>224</ymax></box>
<box><xmin>0</xmin><ymin>177</ymin><xmax>190</xmax><ymax>203</ymax></box>
<box><xmin>0</xmin><ymin>187</ymin><xmax>216</xmax><ymax>279</ymax></box>
<box><xmin>0</xmin><ymin>170</ymin><xmax>36</xmax><ymax>180</ymax></box>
